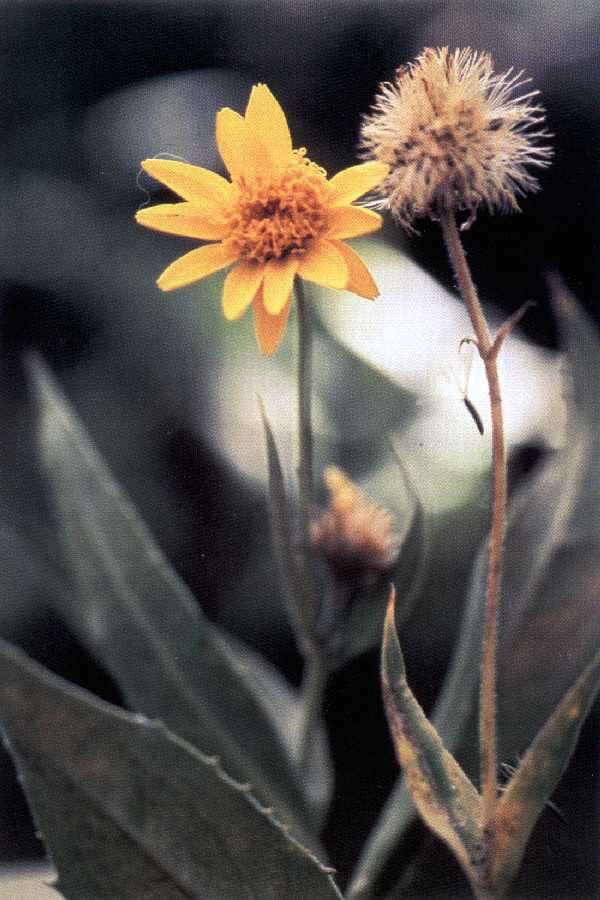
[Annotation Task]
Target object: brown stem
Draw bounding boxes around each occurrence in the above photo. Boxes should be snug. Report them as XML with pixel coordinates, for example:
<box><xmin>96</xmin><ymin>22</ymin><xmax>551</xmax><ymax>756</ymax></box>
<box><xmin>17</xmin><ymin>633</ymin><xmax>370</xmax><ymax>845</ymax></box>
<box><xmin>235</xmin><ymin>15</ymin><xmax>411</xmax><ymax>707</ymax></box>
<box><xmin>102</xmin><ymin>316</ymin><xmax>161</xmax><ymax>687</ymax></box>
<box><xmin>440</xmin><ymin>211</ymin><xmax>507</xmax><ymax>827</ymax></box>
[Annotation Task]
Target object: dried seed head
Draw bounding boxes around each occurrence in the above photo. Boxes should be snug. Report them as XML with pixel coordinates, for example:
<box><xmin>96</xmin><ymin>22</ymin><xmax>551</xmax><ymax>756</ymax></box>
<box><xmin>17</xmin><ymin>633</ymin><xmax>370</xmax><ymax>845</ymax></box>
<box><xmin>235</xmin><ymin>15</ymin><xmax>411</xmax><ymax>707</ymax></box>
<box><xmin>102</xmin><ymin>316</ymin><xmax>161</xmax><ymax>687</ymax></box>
<box><xmin>311</xmin><ymin>467</ymin><xmax>400</xmax><ymax>583</ymax></box>
<box><xmin>361</xmin><ymin>47</ymin><xmax>552</xmax><ymax>231</ymax></box>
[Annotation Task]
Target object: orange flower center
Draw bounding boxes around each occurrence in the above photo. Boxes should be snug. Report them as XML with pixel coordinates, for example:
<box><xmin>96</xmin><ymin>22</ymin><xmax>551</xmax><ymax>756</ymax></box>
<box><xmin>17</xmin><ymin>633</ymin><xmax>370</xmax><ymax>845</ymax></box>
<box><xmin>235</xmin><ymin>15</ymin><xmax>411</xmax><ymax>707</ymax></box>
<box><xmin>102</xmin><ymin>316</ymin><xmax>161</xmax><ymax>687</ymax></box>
<box><xmin>223</xmin><ymin>149</ymin><xmax>329</xmax><ymax>264</ymax></box>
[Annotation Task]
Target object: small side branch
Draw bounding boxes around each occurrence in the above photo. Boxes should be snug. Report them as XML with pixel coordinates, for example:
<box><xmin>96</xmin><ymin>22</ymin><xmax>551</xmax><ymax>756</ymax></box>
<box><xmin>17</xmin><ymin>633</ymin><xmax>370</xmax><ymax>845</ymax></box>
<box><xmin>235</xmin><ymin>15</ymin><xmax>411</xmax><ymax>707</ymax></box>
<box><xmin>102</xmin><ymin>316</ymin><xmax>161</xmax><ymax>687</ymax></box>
<box><xmin>488</xmin><ymin>301</ymin><xmax>536</xmax><ymax>362</ymax></box>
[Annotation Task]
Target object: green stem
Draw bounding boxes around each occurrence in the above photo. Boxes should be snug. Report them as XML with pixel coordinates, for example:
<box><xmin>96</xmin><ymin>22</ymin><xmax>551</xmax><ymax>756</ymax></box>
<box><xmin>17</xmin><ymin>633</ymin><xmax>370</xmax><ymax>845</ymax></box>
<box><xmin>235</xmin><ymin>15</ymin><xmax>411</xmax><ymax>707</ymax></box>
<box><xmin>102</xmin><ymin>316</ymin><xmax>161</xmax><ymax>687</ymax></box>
<box><xmin>295</xmin><ymin>278</ymin><xmax>320</xmax><ymax>632</ymax></box>
<box><xmin>294</xmin><ymin>279</ymin><xmax>329</xmax><ymax>769</ymax></box>
<box><xmin>296</xmin><ymin>278</ymin><xmax>314</xmax><ymax>524</ymax></box>
<box><xmin>440</xmin><ymin>211</ymin><xmax>507</xmax><ymax>829</ymax></box>
<box><xmin>296</xmin><ymin>278</ymin><xmax>319</xmax><ymax>636</ymax></box>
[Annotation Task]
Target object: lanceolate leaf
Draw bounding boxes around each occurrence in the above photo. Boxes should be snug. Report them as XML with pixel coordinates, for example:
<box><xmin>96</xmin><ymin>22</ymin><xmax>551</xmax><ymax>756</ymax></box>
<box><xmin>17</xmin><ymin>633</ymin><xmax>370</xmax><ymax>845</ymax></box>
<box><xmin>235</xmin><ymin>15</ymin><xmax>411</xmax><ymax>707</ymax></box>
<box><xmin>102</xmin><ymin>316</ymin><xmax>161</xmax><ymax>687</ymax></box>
<box><xmin>259</xmin><ymin>399</ymin><xmax>318</xmax><ymax>653</ymax></box>
<box><xmin>381</xmin><ymin>589</ymin><xmax>482</xmax><ymax>883</ymax></box>
<box><xmin>0</xmin><ymin>639</ymin><xmax>343</xmax><ymax>900</ymax></box>
<box><xmin>347</xmin><ymin>551</ymin><xmax>486</xmax><ymax>900</ymax></box>
<box><xmin>492</xmin><ymin>645</ymin><xmax>600</xmax><ymax>895</ymax></box>
<box><xmin>27</xmin><ymin>355</ymin><xmax>318</xmax><ymax>849</ymax></box>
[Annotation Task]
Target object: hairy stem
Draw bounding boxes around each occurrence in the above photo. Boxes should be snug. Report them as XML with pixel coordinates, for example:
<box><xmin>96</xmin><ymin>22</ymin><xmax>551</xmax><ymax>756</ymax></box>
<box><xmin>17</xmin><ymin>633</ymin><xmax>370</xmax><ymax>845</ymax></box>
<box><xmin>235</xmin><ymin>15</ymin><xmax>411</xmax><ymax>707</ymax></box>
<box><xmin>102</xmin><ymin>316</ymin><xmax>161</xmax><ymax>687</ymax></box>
<box><xmin>440</xmin><ymin>211</ymin><xmax>507</xmax><ymax>827</ymax></box>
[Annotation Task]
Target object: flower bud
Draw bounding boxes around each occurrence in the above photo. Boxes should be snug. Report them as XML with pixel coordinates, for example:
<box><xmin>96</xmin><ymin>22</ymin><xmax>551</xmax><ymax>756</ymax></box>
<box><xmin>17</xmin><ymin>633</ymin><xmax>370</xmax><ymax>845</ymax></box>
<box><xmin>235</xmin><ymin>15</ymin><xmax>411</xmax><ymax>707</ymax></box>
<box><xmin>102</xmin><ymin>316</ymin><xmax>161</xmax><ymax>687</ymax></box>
<box><xmin>311</xmin><ymin>467</ymin><xmax>400</xmax><ymax>584</ymax></box>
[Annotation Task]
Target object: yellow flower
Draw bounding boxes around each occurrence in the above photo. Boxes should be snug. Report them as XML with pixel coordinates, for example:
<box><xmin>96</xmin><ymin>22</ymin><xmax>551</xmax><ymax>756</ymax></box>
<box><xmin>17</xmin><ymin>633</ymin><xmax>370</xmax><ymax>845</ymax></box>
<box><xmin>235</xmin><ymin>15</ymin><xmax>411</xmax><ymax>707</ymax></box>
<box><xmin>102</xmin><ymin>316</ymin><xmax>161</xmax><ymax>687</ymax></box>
<box><xmin>361</xmin><ymin>47</ymin><xmax>551</xmax><ymax>231</ymax></box>
<box><xmin>136</xmin><ymin>85</ymin><xmax>388</xmax><ymax>355</ymax></box>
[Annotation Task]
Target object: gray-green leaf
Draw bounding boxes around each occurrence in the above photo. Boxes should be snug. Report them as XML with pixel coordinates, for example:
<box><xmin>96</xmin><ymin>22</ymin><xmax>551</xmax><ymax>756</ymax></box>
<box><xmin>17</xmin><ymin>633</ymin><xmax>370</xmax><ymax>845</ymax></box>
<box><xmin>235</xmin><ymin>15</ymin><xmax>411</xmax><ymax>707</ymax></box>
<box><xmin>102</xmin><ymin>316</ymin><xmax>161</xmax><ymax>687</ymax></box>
<box><xmin>27</xmin><ymin>354</ymin><xmax>318</xmax><ymax>848</ymax></box>
<box><xmin>0</xmin><ymin>639</ymin><xmax>343</xmax><ymax>900</ymax></box>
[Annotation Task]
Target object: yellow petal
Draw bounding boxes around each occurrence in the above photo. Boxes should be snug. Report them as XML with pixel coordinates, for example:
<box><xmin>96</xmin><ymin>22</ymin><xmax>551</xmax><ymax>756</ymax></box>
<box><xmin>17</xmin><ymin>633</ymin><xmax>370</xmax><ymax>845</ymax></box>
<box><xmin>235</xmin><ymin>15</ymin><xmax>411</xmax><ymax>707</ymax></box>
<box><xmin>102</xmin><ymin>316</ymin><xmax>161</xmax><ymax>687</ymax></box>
<box><xmin>135</xmin><ymin>203</ymin><xmax>227</xmax><ymax>241</ymax></box>
<box><xmin>329</xmin><ymin>240</ymin><xmax>379</xmax><ymax>299</ymax></box>
<box><xmin>329</xmin><ymin>161</ymin><xmax>389</xmax><ymax>205</ymax></box>
<box><xmin>326</xmin><ymin>205</ymin><xmax>383</xmax><ymax>240</ymax></box>
<box><xmin>297</xmin><ymin>240</ymin><xmax>348</xmax><ymax>290</ymax></box>
<box><xmin>222</xmin><ymin>261</ymin><xmax>265</xmax><ymax>320</ymax></box>
<box><xmin>157</xmin><ymin>242</ymin><xmax>238</xmax><ymax>292</ymax></box>
<box><xmin>216</xmin><ymin>107</ymin><xmax>272</xmax><ymax>180</ymax></box>
<box><xmin>141</xmin><ymin>159</ymin><xmax>231</xmax><ymax>208</ymax></box>
<box><xmin>263</xmin><ymin>256</ymin><xmax>299</xmax><ymax>314</ymax></box>
<box><xmin>253</xmin><ymin>287</ymin><xmax>291</xmax><ymax>356</ymax></box>
<box><xmin>244</xmin><ymin>84</ymin><xmax>293</xmax><ymax>168</ymax></box>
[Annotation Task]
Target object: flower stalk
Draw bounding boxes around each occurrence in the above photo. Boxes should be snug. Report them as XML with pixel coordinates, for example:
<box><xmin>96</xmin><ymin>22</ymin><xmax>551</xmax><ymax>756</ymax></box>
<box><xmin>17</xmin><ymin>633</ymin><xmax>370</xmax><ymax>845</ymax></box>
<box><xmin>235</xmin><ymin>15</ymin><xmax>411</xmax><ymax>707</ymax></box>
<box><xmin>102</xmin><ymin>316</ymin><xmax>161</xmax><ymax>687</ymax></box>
<box><xmin>295</xmin><ymin>278</ymin><xmax>320</xmax><ymax>636</ymax></box>
<box><xmin>296</xmin><ymin>278</ymin><xmax>314</xmax><ymax>542</ymax></box>
<box><xmin>440</xmin><ymin>209</ymin><xmax>505</xmax><ymax>827</ymax></box>
<box><xmin>294</xmin><ymin>278</ymin><xmax>330</xmax><ymax>770</ymax></box>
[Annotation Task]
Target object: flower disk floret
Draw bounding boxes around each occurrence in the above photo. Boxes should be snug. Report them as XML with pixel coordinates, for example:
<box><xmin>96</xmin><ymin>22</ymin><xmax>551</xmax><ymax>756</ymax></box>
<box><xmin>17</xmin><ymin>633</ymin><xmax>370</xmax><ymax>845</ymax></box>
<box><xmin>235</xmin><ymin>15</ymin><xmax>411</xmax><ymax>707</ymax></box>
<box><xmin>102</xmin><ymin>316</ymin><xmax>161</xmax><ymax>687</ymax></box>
<box><xmin>136</xmin><ymin>84</ymin><xmax>388</xmax><ymax>355</ymax></box>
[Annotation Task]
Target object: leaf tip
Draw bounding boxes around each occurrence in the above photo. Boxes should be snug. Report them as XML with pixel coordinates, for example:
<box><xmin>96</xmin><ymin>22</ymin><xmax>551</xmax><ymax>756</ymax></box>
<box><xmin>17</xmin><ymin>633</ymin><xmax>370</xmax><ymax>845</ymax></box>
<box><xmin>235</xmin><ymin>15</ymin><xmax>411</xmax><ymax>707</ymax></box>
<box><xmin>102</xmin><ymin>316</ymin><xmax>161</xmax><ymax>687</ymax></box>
<box><xmin>382</xmin><ymin>583</ymin><xmax>406</xmax><ymax>687</ymax></box>
<box><xmin>382</xmin><ymin>583</ymin><xmax>397</xmax><ymax>653</ymax></box>
<box><xmin>385</xmin><ymin>583</ymin><xmax>396</xmax><ymax>626</ymax></box>
<box><xmin>256</xmin><ymin>392</ymin><xmax>267</xmax><ymax>422</ymax></box>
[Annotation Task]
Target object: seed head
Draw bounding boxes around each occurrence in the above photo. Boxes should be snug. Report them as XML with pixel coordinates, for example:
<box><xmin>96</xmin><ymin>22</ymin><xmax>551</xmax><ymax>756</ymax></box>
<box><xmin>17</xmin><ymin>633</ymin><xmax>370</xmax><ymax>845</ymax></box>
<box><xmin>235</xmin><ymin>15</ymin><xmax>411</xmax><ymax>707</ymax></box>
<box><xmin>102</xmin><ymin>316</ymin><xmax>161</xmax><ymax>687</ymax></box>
<box><xmin>361</xmin><ymin>47</ymin><xmax>552</xmax><ymax>231</ymax></box>
<box><xmin>311</xmin><ymin>467</ymin><xmax>400</xmax><ymax>583</ymax></box>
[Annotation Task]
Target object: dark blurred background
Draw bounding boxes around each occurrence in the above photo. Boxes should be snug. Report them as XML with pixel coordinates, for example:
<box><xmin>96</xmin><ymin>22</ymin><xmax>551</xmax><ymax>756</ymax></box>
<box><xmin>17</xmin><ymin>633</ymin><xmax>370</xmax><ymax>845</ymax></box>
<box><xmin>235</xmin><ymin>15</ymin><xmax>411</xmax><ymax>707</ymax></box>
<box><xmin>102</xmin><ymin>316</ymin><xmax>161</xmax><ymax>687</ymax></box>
<box><xmin>0</xmin><ymin>2</ymin><xmax>599</xmax><ymax>897</ymax></box>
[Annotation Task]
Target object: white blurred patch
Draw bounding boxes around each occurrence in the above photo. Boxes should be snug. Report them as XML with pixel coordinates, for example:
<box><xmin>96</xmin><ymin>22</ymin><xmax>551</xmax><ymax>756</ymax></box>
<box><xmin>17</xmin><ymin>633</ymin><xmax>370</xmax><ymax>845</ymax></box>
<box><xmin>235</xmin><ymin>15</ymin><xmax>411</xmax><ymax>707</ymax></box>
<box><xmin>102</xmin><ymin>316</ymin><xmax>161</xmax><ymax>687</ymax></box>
<box><xmin>320</xmin><ymin>239</ymin><xmax>565</xmax><ymax>468</ymax></box>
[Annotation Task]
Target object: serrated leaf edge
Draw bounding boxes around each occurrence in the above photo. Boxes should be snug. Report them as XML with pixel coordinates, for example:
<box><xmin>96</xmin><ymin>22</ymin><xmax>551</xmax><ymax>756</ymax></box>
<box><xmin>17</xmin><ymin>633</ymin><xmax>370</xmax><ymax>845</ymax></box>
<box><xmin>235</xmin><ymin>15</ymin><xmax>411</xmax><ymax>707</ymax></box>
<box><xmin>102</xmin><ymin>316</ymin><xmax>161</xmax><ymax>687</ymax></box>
<box><xmin>0</xmin><ymin>638</ymin><xmax>343</xmax><ymax>898</ymax></box>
